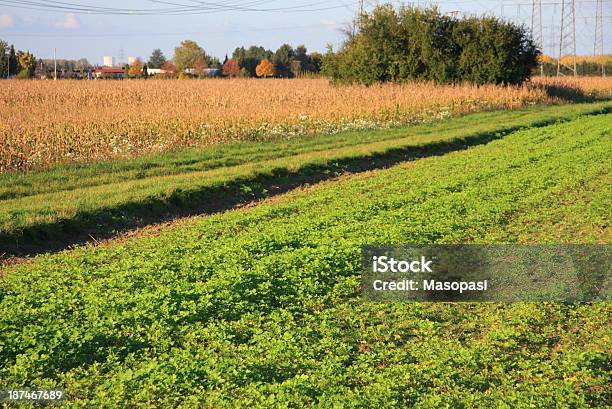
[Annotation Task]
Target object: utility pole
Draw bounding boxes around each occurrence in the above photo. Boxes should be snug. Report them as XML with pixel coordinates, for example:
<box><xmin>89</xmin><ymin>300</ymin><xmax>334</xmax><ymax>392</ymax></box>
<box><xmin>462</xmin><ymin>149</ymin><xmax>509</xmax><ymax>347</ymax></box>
<box><xmin>594</xmin><ymin>0</ymin><xmax>605</xmax><ymax>76</ymax></box>
<box><xmin>351</xmin><ymin>0</ymin><xmax>364</xmax><ymax>38</ymax></box>
<box><xmin>532</xmin><ymin>0</ymin><xmax>544</xmax><ymax>76</ymax></box>
<box><xmin>557</xmin><ymin>0</ymin><xmax>577</xmax><ymax>77</ymax></box>
<box><xmin>54</xmin><ymin>48</ymin><xmax>57</xmax><ymax>80</ymax></box>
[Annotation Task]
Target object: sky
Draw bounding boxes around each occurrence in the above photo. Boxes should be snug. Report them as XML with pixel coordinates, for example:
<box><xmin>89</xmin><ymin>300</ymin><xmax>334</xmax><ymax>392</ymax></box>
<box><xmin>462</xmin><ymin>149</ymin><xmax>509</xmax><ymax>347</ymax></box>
<box><xmin>0</xmin><ymin>1</ymin><xmax>609</xmax><ymax>65</ymax></box>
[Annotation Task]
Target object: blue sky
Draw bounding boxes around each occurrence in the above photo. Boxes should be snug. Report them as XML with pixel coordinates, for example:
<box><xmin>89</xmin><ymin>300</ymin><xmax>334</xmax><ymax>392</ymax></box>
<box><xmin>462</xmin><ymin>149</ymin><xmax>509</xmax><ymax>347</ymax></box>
<box><xmin>0</xmin><ymin>1</ymin><xmax>609</xmax><ymax>64</ymax></box>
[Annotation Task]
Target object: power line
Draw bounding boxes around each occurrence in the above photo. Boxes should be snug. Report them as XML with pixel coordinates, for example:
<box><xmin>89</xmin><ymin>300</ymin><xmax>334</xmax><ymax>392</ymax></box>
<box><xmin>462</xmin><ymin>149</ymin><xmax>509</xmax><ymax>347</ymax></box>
<box><xmin>0</xmin><ymin>0</ymin><xmax>361</xmax><ymax>15</ymax></box>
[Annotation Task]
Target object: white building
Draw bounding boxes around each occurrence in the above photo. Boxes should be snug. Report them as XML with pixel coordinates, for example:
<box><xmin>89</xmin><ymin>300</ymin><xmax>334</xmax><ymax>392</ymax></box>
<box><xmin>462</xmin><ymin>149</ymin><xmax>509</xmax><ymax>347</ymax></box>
<box><xmin>103</xmin><ymin>56</ymin><xmax>114</xmax><ymax>67</ymax></box>
<box><xmin>147</xmin><ymin>69</ymin><xmax>163</xmax><ymax>76</ymax></box>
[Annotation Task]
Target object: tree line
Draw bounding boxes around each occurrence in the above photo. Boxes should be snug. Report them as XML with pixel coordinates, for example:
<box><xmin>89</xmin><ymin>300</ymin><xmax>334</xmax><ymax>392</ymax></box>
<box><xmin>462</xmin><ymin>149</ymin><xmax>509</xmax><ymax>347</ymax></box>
<box><xmin>140</xmin><ymin>40</ymin><xmax>323</xmax><ymax>79</ymax></box>
<box><xmin>0</xmin><ymin>40</ymin><xmax>37</xmax><ymax>79</ymax></box>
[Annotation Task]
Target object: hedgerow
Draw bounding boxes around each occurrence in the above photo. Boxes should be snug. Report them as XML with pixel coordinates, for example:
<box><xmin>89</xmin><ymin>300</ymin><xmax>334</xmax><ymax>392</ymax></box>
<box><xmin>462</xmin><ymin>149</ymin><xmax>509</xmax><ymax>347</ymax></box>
<box><xmin>323</xmin><ymin>4</ymin><xmax>540</xmax><ymax>85</ymax></box>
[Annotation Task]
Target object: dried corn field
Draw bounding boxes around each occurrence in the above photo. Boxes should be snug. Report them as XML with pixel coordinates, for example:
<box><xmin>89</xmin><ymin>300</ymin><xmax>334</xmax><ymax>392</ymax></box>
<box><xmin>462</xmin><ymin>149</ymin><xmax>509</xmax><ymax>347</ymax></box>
<box><xmin>1</xmin><ymin>76</ymin><xmax>610</xmax><ymax>173</ymax></box>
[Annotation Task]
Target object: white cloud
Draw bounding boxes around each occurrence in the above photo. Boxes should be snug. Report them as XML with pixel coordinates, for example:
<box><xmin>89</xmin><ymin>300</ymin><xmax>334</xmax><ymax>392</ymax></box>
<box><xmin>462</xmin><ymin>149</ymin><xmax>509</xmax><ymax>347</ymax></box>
<box><xmin>58</xmin><ymin>13</ymin><xmax>79</xmax><ymax>29</ymax></box>
<box><xmin>0</xmin><ymin>14</ymin><xmax>14</xmax><ymax>28</ymax></box>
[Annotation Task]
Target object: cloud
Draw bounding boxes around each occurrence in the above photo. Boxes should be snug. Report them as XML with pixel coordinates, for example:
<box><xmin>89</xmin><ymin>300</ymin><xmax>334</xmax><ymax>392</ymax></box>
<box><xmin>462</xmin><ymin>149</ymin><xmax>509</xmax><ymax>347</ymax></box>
<box><xmin>58</xmin><ymin>13</ymin><xmax>79</xmax><ymax>29</ymax></box>
<box><xmin>0</xmin><ymin>14</ymin><xmax>14</xmax><ymax>28</ymax></box>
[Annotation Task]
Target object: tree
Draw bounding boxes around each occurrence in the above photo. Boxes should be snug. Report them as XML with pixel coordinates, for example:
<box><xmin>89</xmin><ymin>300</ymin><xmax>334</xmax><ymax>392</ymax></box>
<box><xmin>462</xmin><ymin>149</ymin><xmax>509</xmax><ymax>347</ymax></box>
<box><xmin>324</xmin><ymin>5</ymin><xmax>538</xmax><ymax>85</ymax></box>
<box><xmin>290</xmin><ymin>59</ymin><xmax>303</xmax><ymax>77</ymax></box>
<box><xmin>142</xmin><ymin>64</ymin><xmax>149</xmax><ymax>77</ymax></box>
<box><xmin>256</xmin><ymin>59</ymin><xmax>276</xmax><ymax>77</ymax></box>
<box><xmin>148</xmin><ymin>48</ymin><xmax>166</xmax><ymax>69</ymax></box>
<box><xmin>161</xmin><ymin>60</ymin><xmax>177</xmax><ymax>78</ymax></box>
<box><xmin>222</xmin><ymin>58</ymin><xmax>240</xmax><ymax>78</ymax></box>
<box><xmin>8</xmin><ymin>45</ymin><xmax>19</xmax><ymax>77</ymax></box>
<box><xmin>273</xmin><ymin>44</ymin><xmax>295</xmax><ymax>77</ymax></box>
<box><xmin>173</xmin><ymin>40</ymin><xmax>207</xmax><ymax>72</ymax></box>
<box><xmin>310</xmin><ymin>51</ymin><xmax>323</xmax><ymax>72</ymax></box>
<box><xmin>0</xmin><ymin>40</ymin><xmax>7</xmax><ymax>78</ymax></box>
<box><xmin>193</xmin><ymin>56</ymin><xmax>207</xmax><ymax>76</ymax></box>
<box><xmin>232</xmin><ymin>47</ymin><xmax>246</xmax><ymax>64</ymax></box>
<box><xmin>128</xmin><ymin>58</ymin><xmax>143</xmax><ymax>78</ymax></box>
<box><xmin>233</xmin><ymin>45</ymin><xmax>273</xmax><ymax>77</ymax></box>
<box><xmin>75</xmin><ymin>58</ymin><xmax>91</xmax><ymax>71</ymax></box>
<box><xmin>17</xmin><ymin>51</ymin><xmax>36</xmax><ymax>78</ymax></box>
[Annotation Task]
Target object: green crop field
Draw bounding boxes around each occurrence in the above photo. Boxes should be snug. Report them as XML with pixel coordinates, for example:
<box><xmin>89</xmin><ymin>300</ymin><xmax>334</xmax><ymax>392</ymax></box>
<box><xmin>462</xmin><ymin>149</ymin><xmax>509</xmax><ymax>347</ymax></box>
<box><xmin>1</xmin><ymin>111</ymin><xmax>610</xmax><ymax>407</ymax></box>
<box><xmin>0</xmin><ymin>102</ymin><xmax>609</xmax><ymax>257</ymax></box>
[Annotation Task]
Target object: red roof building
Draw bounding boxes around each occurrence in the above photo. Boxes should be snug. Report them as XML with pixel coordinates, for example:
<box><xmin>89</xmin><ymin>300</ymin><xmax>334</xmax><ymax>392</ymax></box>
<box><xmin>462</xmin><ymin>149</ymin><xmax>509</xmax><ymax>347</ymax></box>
<box><xmin>94</xmin><ymin>67</ymin><xmax>125</xmax><ymax>79</ymax></box>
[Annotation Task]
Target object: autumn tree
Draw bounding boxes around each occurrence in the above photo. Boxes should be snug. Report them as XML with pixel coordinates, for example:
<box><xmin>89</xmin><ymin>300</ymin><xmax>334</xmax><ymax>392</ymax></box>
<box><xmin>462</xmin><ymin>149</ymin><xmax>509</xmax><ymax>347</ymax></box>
<box><xmin>161</xmin><ymin>60</ymin><xmax>177</xmax><ymax>78</ymax></box>
<box><xmin>222</xmin><ymin>58</ymin><xmax>240</xmax><ymax>77</ymax></box>
<box><xmin>128</xmin><ymin>58</ymin><xmax>143</xmax><ymax>78</ymax></box>
<box><xmin>256</xmin><ymin>59</ymin><xmax>276</xmax><ymax>77</ymax></box>
<box><xmin>17</xmin><ymin>51</ymin><xmax>36</xmax><ymax>78</ymax></box>
<box><xmin>193</xmin><ymin>56</ymin><xmax>207</xmax><ymax>76</ymax></box>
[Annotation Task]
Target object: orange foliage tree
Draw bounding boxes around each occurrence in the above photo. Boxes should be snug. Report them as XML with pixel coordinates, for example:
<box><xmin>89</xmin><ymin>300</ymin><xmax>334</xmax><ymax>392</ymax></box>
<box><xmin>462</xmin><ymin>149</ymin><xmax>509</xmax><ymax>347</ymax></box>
<box><xmin>161</xmin><ymin>60</ymin><xmax>177</xmax><ymax>78</ymax></box>
<box><xmin>193</xmin><ymin>56</ymin><xmax>207</xmax><ymax>76</ymax></box>
<box><xmin>223</xmin><ymin>59</ymin><xmax>240</xmax><ymax>78</ymax></box>
<box><xmin>256</xmin><ymin>59</ymin><xmax>276</xmax><ymax>77</ymax></box>
<box><xmin>128</xmin><ymin>59</ymin><xmax>143</xmax><ymax>78</ymax></box>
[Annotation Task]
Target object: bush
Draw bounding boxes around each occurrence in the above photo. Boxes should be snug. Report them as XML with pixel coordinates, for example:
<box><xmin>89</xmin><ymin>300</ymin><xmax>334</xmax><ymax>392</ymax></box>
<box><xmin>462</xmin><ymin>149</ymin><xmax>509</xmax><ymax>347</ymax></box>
<box><xmin>323</xmin><ymin>4</ymin><xmax>539</xmax><ymax>85</ymax></box>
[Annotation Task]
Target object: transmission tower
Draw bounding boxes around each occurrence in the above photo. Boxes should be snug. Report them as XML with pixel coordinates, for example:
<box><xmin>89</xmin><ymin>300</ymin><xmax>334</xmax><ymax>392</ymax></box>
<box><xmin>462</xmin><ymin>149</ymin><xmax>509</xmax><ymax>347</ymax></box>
<box><xmin>594</xmin><ymin>0</ymin><xmax>605</xmax><ymax>76</ymax></box>
<box><xmin>557</xmin><ymin>0</ymin><xmax>577</xmax><ymax>76</ymax></box>
<box><xmin>532</xmin><ymin>0</ymin><xmax>544</xmax><ymax>75</ymax></box>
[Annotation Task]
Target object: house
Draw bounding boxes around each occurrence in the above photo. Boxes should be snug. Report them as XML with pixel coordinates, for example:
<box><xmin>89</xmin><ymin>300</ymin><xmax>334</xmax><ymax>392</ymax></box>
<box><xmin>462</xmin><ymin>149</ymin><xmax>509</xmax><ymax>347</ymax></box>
<box><xmin>184</xmin><ymin>68</ymin><xmax>221</xmax><ymax>77</ymax></box>
<box><xmin>94</xmin><ymin>67</ymin><xmax>125</xmax><ymax>79</ymax></box>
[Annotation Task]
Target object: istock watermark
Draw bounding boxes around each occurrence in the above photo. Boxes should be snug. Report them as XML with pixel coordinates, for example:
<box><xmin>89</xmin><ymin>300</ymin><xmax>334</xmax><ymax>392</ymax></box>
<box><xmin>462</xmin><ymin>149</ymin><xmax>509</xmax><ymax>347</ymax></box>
<box><xmin>361</xmin><ymin>244</ymin><xmax>611</xmax><ymax>302</ymax></box>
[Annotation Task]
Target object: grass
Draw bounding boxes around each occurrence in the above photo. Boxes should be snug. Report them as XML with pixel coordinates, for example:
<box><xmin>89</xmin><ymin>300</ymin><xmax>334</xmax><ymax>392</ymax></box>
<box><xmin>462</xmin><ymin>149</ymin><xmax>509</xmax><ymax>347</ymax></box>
<box><xmin>1</xmin><ymin>102</ymin><xmax>610</xmax><ymax>257</ymax></box>
<box><xmin>0</xmin><ymin>114</ymin><xmax>610</xmax><ymax>407</ymax></box>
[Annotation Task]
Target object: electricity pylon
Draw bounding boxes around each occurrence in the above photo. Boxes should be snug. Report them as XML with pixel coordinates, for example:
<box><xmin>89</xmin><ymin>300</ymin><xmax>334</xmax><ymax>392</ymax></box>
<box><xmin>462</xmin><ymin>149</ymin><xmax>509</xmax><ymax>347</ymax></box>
<box><xmin>557</xmin><ymin>0</ymin><xmax>577</xmax><ymax>76</ymax></box>
<box><xmin>532</xmin><ymin>0</ymin><xmax>544</xmax><ymax>75</ymax></box>
<box><xmin>594</xmin><ymin>0</ymin><xmax>605</xmax><ymax>76</ymax></box>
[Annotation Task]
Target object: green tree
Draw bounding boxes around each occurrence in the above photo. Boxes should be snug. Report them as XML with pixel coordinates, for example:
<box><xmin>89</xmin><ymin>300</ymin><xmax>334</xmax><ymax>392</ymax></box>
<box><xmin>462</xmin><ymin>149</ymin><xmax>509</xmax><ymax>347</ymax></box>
<box><xmin>173</xmin><ymin>40</ymin><xmax>207</xmax><ymax>72</ymax></box>
<box><xmin>273</xmin><ymin>44</ymin><xmax>295</xmax><ymax>77</ymax></box>
<box><xmin>147</xmin><ymin>48</ymin><xmax>166</xmax><ymax>69</ymax></box>
<box><xmin>0</xmin><ymin>40</ymin><xmax>8</xmax><ymax>78</ymax></box>
<box><xmin>309</xmin><ymin>51</ymin><xmax>323</xmax><ymax>73</ymax></box>
<box><xmin>8</xmin><ymin>44</ymin><xmax>19</xmax><ymax>77</ymax></box>
<box><xmin>324</xmin><ymin>4</ymin><xmax>538</xmax><ymax>85</ymax></box>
